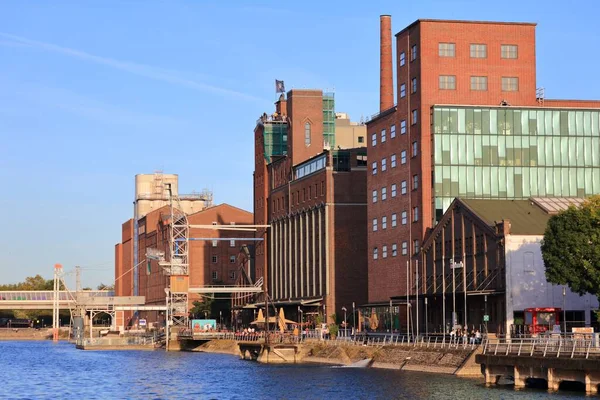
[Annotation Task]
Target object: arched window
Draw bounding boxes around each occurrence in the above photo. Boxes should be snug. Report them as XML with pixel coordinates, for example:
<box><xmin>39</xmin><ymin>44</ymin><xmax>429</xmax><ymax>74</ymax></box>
<box><xmin>304</xmin><ymin>122</ymin><xmax>311</xmax><ymax>146</ymax></box>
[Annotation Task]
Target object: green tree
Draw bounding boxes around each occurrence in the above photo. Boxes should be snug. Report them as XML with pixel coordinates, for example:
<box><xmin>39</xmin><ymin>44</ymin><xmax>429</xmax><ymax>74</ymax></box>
<box><xmin>190</xmin><ymin>295</ymin><xmax>214</xmax><ymax>319</ymax></box>
<box><xmin>97</xmin><ymin>283</ymin><xmax>114</xmax><ymax>291</ymax></box>
<box><xmin>541</xmin><ymin>196</ymin><xmax>600</xmax><ymax>302</ymax></box>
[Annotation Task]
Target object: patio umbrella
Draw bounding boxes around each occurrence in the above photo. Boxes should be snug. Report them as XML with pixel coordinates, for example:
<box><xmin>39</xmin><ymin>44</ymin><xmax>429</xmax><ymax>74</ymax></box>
<box><xmin>278</xmin><ymin>308</ymin><xmax>286</xmax><ymax>332</ymax></box>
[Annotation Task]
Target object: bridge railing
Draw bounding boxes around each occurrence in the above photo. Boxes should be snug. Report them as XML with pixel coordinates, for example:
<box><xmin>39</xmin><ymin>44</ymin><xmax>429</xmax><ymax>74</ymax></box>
<box><xmin>481</xmin><ymin>334</ymin><xmax>600</xmax><ymax>359</ymax></box>
<box><xmin>0</xmin><ymin>290</ymin><xmax>114</xmax><ymax>301</ymax></box>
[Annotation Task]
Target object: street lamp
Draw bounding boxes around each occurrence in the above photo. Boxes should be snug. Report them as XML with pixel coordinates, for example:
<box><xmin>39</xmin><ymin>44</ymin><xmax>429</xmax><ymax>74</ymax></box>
<box><xmin>424</xmin><ymin>297</ymin><xmax>428</xmax><ymax>338</ymax></box>
<box><xmin>298</xmin><ymin>306</ymin><xmax>303</xmax><ymax>341</ymax></box>
<box><xmin>164</xmin><ymin>288</ymin><xmax>170</xmax><ymax>352</ymax></box>
<box><xmin>352</xmin><ymin>302</ymin><xmax>356</xmax><ymax>336</ymax></box>
<box><xmin>219</xmin><ymin>311</ymin><xmax>223</xmax><ymax>331</ymax></box>
<box><xmin>563</xmin><ymin>286</ymin><xmax>567</xmax><ymax>335</ymax></box>
<box><xmin>342</xmin><ymin>307</ymin><xmax>347</xmax><ymax>337</ymax></box>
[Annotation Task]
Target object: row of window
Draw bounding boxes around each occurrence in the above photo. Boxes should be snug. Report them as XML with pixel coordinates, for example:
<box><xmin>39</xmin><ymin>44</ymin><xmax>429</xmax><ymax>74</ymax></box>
<box><xmin>211</xmin><ymin>239</ymin><xmax>237</xmax><ymax>248</ymax></box>
<box><xmin>372</xmin><ymin>208</ymin><xmax>419</xmax><ymax>231</ymax></box>
<box><xmin>371</xmin><ymin>112</ymin><xmax>418</xmax><ymax>147</ymax></box>
<box><xmin>211</xmin><ymin>255</ymin><xmax>238</xmax><ymax>263</ymax></box>
<box><xmin>211</xmin><ymin>270</ymin><xmax>237</xmax><ymax>281</ymax></box>
<box><xmin>372</xmin><ymin>176</ymin><xmax>419</xmax><ymax>202</ymax></box>
<box><xmin>398</xmin><ymin>43</ymin><xmax>518</xmax><ymax>67</ymax></box>
<box><xmin>273</xmin><ymin>182</ymin><xmax>326</xmax><ymax>212</ymax></box>
<box><xmin>372</xmin><ymin>144</ymin><xmax>418</xmax><ymax>174</ymax></box>
<box><xmin>438</xmin><ymin>43</ymin><xmax>518</xmax><ymax>59</ymax></box>
<box><xmin>399</xmin><ymin>78</ymin><xmax>418</xmax><ymax>98</ymax></box>
<box><xmin>439</xmin><ymin>75</ymin><xmax>519</xmax><ymax>91</ymax></box>
<box><xmin>373</xmin><ymin>240</ymin><xmax>420</xmax><ymax>259</ymax></box>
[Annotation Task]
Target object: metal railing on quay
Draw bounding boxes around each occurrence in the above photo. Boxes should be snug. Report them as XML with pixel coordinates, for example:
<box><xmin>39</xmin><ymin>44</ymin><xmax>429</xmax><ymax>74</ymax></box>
<box><xmin>79</xmin><ymin>336</ymin><xmax>155</xmax><ymax>347</ymax></box>
<box><xmin>481</xmin><ymin>333</ymin><xmax>600</xmax><ymax>359</ymax></box>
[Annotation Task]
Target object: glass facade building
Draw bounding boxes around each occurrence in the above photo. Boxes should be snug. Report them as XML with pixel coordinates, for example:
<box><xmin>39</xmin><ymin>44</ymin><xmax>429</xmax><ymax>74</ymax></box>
<box><xmin>433</xmin><ymin>106</ymin><xmax>600</xmax><ymax>221</ymax></box>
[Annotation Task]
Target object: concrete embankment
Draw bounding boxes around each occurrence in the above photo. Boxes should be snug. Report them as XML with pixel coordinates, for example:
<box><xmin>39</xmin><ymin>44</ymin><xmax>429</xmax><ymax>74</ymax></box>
<box><xmin>0</xmin><ymin>328</ymin><xmax>55</xmax><ymax>341</ymax></box>
<box><xmin>191</xmin><ymin>339</ymin><xmax>481</xmax><ymax>376</ymax></box>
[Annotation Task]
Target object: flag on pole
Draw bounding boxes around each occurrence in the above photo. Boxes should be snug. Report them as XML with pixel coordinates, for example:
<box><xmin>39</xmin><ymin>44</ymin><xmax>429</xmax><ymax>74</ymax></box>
<box><xmin>275</xmin><ymin>80</ymin><xmax>285</xmax><ymax>93</ymax></box>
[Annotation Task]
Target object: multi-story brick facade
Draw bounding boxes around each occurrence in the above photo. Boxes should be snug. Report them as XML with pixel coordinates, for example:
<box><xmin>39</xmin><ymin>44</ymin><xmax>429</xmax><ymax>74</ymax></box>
<box><xmin>252</xmin><ymin>89</ymin><xmax>368</xmax><ymax>325</ymax></box>
<box><xmin>115</xmin><ymin>203</ymin><xmax>253</xmax><ymax>327</ymax></box>
<box><xmin>366</xmin><ymin>16</ymin><xmax>600</xmax><ymax>316</ymax></box>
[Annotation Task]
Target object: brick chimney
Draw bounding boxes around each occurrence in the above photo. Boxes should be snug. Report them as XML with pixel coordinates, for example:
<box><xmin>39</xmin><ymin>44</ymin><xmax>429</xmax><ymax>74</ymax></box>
<box><xmin>275</xmin><ymin>93</ymin><xmax>287</xmax><ymax>117</ymax></box>
<box><xmin>380</xmin><ymin>15</ymin><xmax>394</xmax><ymax>111</ymax></box>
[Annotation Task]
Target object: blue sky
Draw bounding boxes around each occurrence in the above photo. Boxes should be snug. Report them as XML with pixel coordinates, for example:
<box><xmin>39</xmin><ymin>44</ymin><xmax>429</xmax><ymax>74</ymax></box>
<box><xmin>1</xmin><ymin>0</ymin><xmax>599</xmax><ymax>288</ymax></box>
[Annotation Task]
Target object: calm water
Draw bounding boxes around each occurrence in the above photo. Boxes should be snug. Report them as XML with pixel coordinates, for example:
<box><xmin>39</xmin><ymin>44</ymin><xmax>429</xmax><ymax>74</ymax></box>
<box><xmin>0</xmin><ymin>341</ymin><xmax>587</xmax><ymax>400</ymax></box>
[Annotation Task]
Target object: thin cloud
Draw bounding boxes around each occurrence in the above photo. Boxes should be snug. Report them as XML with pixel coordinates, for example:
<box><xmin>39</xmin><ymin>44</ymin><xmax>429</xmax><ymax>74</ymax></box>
<box><xmin>0</xmin><ymin>32</ymin><xmax>266</xmax><ymax>103</ymax></box>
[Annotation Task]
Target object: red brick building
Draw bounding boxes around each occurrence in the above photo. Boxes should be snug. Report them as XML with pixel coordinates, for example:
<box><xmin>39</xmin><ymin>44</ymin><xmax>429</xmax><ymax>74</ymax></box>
<box><xmin>366</xmin><ymin>16</ymin><xmax>600</xmax><ymax>326</ymax></box>
<box><xmin>115</xmin><ymin>203</ymin><xmax>253</xmax><ymax>327</ymax></box>
<box><xmin>252</xmin><ymin>90</ymin><xmax>368</xmax><ymax>325</ymax></box>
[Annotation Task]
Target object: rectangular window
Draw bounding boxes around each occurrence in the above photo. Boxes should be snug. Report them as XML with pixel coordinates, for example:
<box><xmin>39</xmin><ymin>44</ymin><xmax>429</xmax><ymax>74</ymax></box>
<box><xmin>401</xmin><ymin>120</ymin><xmax>406</xmax><ymax>134</ymax></box>
<box><xmin>230</xmin><ymin>255</ymin><xmax>236</xmax><ymax>263</ymax></box>
<box><xmin>439</xmin><ymin>75</ymin><xmax>456</xmax><ymax>90</ymax></box>
<box><xmin>371</xmin><ymin>133</ymin><xmax>376</xmax><ymax>147</ymax></box>
<box><xmin>391</xmin><ymin>154</ymin><xmax>396</xmax><ymax>168</ymax></box>
<box><xmin>470</xmin><ymin>43</ymin><xmax>487</xmax><ymax>58</ymax></box>
<box><xmin>411</xmin><ymin>77</ymin><xmax>417</xmax><ymax>94</ymax></box>
<box><xmin>382</xmin><ymin>216</ymin><xmax>387</xmax><ymax>229</ymax></box>
<box><xmin>381</xmin><ymin>187</ymin><xmax>387</xmax><ymax>201</ymax></box>
<box><xmin>400</xmin><ymin>83</ymin><xmax>406</xmax><ymax>98</ymax></box>
<box><xmin>400</xmin><ymin>51</ymin><xmax>406</xmax><ymax>66</ymax></box>
<box><xmin>390</xmin><ymin>124</ymin><xmax>396</xmax><ymax>138</ymax></box>
<box><xmin>401</xmin><ymin>180</ymin><xmax>407</xmax><ymax>195</ymax></box>
<box><xmin>381</xmin><ymin>158</ymin><xmax>387</xmax><ymax>171</ymax></box>
<box><xmin>382</xmin><ymin>245</ymin><xmax>388</xmax><ymax>258</ymax></box>
<box><xmin>439</xmin><ymin>42</ymin><xmax>455</xmax><ymax>57</ymax></box>
<box><xmin>212</xmin><ymin>271</ymin><xmax>218</xmax><ymax>281</ymax></box>
<box><xmin>381</xmin><ymin>129</ymin><xmax>386</xmax><ymax>142</ymax></box>
<box><xmin>412</xmin><ymin>110</ymin><xmax>418</xmax><ymax>125</ymax></box>
<box><xmin>413</xmin><ymin>239</ymin><xmax>420</xmax><ymax>255</ymax></box>
<box><xmin>372</xmin><ymin>190</ymin><xmax>377</xmax><ymax>203</ymax></box>
<box><xmin>471</xmin><ymin>76</ymin><xmax>488</xmax><ymax>91</ymax></box>
<box><xmin>411</xmin><ymin>44</ymin><xmax>417</xmax><ymax>61</ymax></box>
<box><xmin>358</xmin><ymin>136</ymin><xmax>364</xmax><ymax>143</ymax></box>
<box><xmin>501</xmin><ymin>44</ymin><xmax>518</xmax><ymax>59</ymax></box>
<box><xmin>413</xmin><ymin>206</ymin><xmax>419</xmax><ymax>222</ymax></box>
<box><xmin>391</xmin><ymin>213</ymin><xmax>397</xmax><ymax>227</ymax></box>
<box><xmin>212</xmin><ymin>239</ymin><xmax>218</xmax><ymax>247</ymax></box>
<box><xmin>372</xmin><ymin>218</ymin><xmax>378</xmax><ymax>232</ymax></box>
<box><xmin>402</xmin><ymin>241</ymin><xmax>408</xmax><ymax>256</ymax></box>
<box><xmin>412</xmin><ymin>141</ymin><xmax>418</xmax><ymax>157</ymax></box>
<box><xmin>229</xmin><ymin>270</ymin><xmax>236</xmax><ymax>280</ymax></box>
<box><xmin>413</xmin><ymin>174</ymin><xmax>419</xmax><ymax>190</ymax></box>
<box><xmin>502</xmin><ymin>77</ymin><xmax>519</xmax><ymax>91</ymax></box>
<box><xmin>401</xmin><ymin>150</ymin><xmax>407</xmax><ymax>165</ymax></box>
<box><xmin>372</xmin><ymin>161</ymin><xmax>377</xmax><ymax>175</ymax></box>
<box><xmin>401</xmin><ymin>211</ymin><xmax>407</xmax><ymax>225</ymax></box>
<box><xmin>392</xmin><ymin>243</ymin><xmax>398</xmax><ymax>257</ymax></box>
<box><xmin>230</xmin><ymin>239</ymin><xmax>235</xmax><ymax>247</ymax></box>
<box><xmin>391</xmin><ymin>184</ymin><xmax>397</xmax><ymax>197</ymax></box>
<box><xmin>211</xmin><ymin>255</ymin><xmax>218</xmax><ymax>263</ymax></box>
<box><xmin>373</xmin><ymin>247</ymin><xmax>378</xmax><ymax>260</ymax></box>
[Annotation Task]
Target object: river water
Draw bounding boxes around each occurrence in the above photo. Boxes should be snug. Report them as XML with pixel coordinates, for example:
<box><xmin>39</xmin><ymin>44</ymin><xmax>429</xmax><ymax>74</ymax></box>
<box><xmin>0</xmin><ymin>341</ymin><xmax>587</xmax><ymax>399</ymax></box>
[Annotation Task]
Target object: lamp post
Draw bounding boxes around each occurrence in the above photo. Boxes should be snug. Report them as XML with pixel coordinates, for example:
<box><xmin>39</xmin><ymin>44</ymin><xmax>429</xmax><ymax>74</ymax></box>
<box><xmin>484</xmin><ymin>295</ymin><xmax>488</xmax><ymax>334</ymax></box>
<box><xmin>342</xmin><ymin>307</ymin><xmax>347</xmax><ymax>337</ymax></box>
<box><xmin>424</xmin><ymin>297</ymin><xmax>428</xmax><ymax>338</ymax></box>
<box><xmin>352</xmin><ymin>302</ymin><xmax>356</xmax><ymax>337</ymax></box>
<box><xmin>219</xmin><ymin>311</ymin><xmax>222</xmax><ymax>331</ymax></box>
<box><xmin>563</xmin><ymin>286</ymin><xmax>567</xmax><ymax>335</ymax></box>
<box><xmin>389</xmin><ymin>299</ymin><xmax>393</xmax><ymax>334</ymax></box>
<box><xmin>164</xmin><ymin>288</ymin><xmax>170</xmax><ymax>352</ymax></box>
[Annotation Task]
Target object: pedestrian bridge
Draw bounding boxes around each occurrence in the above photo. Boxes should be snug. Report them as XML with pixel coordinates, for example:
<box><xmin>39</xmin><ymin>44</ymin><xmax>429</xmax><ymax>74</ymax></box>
<box><xmin>476</xmin><ymin>336</ymin><xmax>600</xmax><ymax>394</ymax></box>
<box><xmin>0</xmin><ymin>290</ymin><xmax>144</xmax><ymax>310</ymax></box>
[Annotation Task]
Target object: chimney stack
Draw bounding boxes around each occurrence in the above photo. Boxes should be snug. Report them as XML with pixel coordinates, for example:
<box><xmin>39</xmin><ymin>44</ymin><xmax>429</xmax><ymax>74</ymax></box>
<box><xmin>379</xmin><ymin>15</ymin><xmax>394</xmax><ymax>112</ymax></box>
